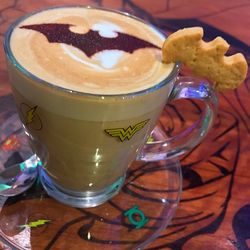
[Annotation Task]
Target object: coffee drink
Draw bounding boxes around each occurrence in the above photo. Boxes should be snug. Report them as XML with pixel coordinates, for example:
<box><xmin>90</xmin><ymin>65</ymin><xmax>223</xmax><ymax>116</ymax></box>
<box><xmin>10</xmin><ymin>7</ymin><xmax>173</xmax><ymax>95</ymax></box>
<box><xmin>5</xmin><ymin>7</ymin><xmax>175</xmax><ymax>196</ymax></box>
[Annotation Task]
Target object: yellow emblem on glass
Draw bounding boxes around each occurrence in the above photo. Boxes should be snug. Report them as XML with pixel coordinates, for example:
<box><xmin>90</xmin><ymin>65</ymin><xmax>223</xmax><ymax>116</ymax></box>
<box><xmin>105</xmin><ymin>119</ymin><xmax>149</xmax><ymax>142</ymax></box>
<box><xmin>19</xmin><ymin>219</ymin><xmax>51</xmax><ymax>229</ymax></box>
<box><xmin>20</xmin><ymin>103</ymin><xmax>42</xmax><ymax>130</ymax></box>
<box><xmin>25</xmin><ymin>105</ymin><xmax>38</xmax><ymax>125</ymax></box>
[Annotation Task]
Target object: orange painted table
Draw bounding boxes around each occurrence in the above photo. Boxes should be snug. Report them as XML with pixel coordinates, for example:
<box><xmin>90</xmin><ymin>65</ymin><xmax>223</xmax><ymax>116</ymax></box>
<box><xmin>0</xmin><ymin>1</ymin><xmax>249</xmax><ymax>249</ymax></box>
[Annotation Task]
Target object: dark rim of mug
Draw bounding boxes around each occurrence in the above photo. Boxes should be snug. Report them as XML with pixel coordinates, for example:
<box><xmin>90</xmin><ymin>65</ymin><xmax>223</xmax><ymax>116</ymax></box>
<box><xmin>4</xmin><ymin>5</ymin><xmax>180</xmax><ymax>98</ymax></box>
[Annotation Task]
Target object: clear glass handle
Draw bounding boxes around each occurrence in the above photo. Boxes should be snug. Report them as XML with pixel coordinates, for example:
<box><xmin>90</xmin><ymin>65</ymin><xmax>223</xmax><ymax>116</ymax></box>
<box><xmin>138</xmin><ymin>76</ymin><xmax>218</xmax><ymax>161</ymax></box>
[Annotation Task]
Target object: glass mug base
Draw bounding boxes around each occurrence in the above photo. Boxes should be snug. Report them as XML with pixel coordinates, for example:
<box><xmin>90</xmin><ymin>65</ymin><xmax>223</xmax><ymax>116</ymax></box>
<box><xmin>39</xmin><ymin>167</ymin><xmax>126</xmax><ymax>208</ymax></box>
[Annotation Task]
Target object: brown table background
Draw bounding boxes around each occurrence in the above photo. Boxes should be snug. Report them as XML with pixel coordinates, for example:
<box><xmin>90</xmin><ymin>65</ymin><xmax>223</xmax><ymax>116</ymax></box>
<box><xmin>0</xmin><ymin>0</ymin><xmax>249</xmax><ymax>249</ymax></box>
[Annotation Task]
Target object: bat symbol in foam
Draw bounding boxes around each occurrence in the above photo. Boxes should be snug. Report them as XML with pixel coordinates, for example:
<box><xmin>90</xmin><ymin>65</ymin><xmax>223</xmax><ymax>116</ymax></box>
<box><xmin>20</xmin><ymin>23</ymin><xmax>160</xmax><ymax>57</ymax></box>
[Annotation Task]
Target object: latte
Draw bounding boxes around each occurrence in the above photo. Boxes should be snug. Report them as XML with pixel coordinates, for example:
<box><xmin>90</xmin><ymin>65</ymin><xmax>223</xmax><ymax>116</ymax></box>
<box><xmin>10</xmin><ymin>7</ymin><xmax>173</xmax><ymax>95</ymax></box>
<box><xmin>5</xmin><ymin>7</ymin><xmax>176</xmax><ymax>204</ymax></box>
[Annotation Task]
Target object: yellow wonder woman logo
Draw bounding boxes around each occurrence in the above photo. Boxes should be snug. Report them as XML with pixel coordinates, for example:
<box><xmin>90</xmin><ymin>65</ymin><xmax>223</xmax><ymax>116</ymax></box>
<box><xmin>105</xmin><ymin>119</ymin><xmax>149</xmax><ymax>142</ymax></box>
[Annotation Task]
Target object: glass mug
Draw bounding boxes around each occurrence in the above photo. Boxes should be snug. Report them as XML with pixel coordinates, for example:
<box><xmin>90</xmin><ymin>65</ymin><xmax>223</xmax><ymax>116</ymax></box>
<box><xmin>4</xmin><ymin>6</ymin><xmax>217</xmax><ymax>208</ymax></box>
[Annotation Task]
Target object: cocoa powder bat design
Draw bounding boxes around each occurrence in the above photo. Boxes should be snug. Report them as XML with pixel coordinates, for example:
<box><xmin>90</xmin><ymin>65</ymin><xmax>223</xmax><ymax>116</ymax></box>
<box><xmin>20</xmin><ymin>23</ymin><xmax>160</xmax><ymax>57</ymax></box>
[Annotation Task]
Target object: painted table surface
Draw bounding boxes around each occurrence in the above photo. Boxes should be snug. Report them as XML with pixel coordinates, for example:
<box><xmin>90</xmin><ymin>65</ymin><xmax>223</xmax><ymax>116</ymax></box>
<box><xmin>0</xmin><ymin>0</ymin><xmax>249</xmax><ymax>249</ymax></box>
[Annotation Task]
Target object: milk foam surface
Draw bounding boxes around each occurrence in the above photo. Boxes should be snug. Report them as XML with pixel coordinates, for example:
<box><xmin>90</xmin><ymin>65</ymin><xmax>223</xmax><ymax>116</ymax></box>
<box><xmin>10</xmin><ymin>7</ymin><xmax>174</xmax><ymax>95</ymax></box>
